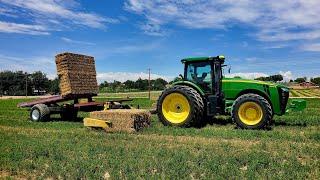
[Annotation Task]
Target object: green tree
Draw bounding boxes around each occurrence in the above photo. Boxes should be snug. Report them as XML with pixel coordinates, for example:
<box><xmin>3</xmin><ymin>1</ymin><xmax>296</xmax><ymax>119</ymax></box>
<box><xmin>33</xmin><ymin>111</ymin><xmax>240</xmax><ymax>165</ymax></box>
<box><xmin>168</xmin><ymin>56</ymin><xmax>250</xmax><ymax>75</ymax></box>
<box><xmin>0</xmin><ymin>70</ymin><xmax>54</xmax><ymax>96</ymax></box>
<box><xmin>135</xmin><ymin>78</ymin><xmax>148</xmax><ymax>90</ymax></box>
<box><xmin>124</xmin><ymin>80</ymin><xmax>135</xmax><ymax>89</ymax></box>
<box><xmin>311</xmin><ymin>77</ymin><xmax>320</xmax><ymax>86</ymax></box>
<box><xmin>269</xmin><ymin>74</ymin><xmax>283</xmax><ymax>82</ymax></box>
<box><xmin>255</xmin><ymin>74</ymin><xmax>283</xmax><ymax>82</ymax></box>
<box><xmin>294</xmin><ymin>77</ymin><xmax>307</xmax><ymax>83</ymax></box>
<box><xmin>48</xmin><ymin>77</ymin><xmax>60</xmax><ymax>94</ymax></box>
<box><xmin>30</xmin><ymin>71</ymin><xmax>49</xmax><ymax>94</ymax></box>
<box><xmin>255</xmin><ymin>76</ymin><xmax>269</xmax><ymax>81</ymax></box>
<box><xmin>153</xmin><ymin>78</ymin><xmax>168</xmax><ymax>90</ymax></box>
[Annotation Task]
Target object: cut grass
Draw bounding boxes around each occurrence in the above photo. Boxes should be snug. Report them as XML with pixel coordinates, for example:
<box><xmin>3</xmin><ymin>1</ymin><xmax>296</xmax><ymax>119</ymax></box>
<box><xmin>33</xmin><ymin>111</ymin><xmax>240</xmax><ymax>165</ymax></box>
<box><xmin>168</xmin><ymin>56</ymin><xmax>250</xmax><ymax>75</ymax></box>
<box><xmin>290</xmin><ymin>89</ymin><xmax>320</xmax><ymax>98</ymax></box>
<box><xmin>0</xmin><ymin>98</ymin><xmax>319</xmax><ymax>179</ymax></box>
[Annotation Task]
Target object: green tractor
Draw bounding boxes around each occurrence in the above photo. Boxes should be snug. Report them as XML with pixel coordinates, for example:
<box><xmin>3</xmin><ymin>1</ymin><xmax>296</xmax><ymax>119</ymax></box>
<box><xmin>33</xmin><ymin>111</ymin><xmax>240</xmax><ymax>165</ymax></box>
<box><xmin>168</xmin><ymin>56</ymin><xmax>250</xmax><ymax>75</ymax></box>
<box><xmin>157</xmin><ymin>56</ymin><xmax>306</xmax><ymax>129</ymax></box>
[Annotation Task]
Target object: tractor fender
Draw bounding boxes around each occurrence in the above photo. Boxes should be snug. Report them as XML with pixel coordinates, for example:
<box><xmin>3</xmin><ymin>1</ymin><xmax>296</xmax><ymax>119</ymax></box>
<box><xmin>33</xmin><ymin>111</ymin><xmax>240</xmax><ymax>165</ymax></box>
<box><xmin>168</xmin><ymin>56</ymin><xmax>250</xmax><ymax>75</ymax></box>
<box><xmin>171</xmin><ymin>81</ymin><xmax>205</xmax><ymax>96</ymax></box>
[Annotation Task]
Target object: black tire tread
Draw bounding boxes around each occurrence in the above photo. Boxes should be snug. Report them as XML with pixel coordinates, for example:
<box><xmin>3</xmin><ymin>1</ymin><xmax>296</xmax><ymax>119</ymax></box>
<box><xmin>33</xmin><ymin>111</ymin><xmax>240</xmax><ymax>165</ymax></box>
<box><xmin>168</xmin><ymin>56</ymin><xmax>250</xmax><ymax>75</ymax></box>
<box><xmin>157</xmin><ymin>85</ymin><xmax>204</xmax><ymax>127</ymax></box>
<box><xmin>30</xmin><ymin>104</ymin><xmax>50</xmax><ymax>122</ymax></box>
<box><xmin>231</xmin><ymin>93</ymin><xmax>272</xmax><ymax>129</ymax></box>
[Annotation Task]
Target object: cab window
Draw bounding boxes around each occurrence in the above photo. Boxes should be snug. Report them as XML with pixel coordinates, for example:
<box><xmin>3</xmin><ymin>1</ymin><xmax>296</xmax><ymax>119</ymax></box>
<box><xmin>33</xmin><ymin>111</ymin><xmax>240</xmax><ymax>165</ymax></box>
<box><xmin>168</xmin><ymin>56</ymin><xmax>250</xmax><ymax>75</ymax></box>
<box><xmin>185</xmin><ymin>62</ymin><xmax>212</xmax><ymax>92</ymax></box>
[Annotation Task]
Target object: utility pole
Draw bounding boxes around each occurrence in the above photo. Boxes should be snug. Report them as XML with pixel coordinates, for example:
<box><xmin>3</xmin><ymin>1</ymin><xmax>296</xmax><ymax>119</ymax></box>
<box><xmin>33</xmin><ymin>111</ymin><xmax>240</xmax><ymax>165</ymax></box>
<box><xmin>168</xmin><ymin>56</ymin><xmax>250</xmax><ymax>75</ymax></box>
<box><xmin>25</xmin><ymin>74</ymin><xmax>28</xmax><ymax>98</ymax></box>
<box><xmin>0</xmin><ymin>76</ymin><xmax>2</xmax><ymax>97</ymax></box>
<box><xmin>148</xmin><ymin>68</ymin><xmax>151</xmax><ymax>100</ymax></box>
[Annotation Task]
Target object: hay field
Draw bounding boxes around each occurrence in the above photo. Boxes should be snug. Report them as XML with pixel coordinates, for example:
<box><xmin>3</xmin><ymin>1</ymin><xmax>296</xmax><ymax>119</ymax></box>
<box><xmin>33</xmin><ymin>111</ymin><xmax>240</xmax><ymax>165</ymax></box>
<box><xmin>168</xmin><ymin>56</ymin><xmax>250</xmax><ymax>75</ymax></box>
<box><xmin>290</xmin><ymin>89</ymin><xmax>320</xmax><ymax>98</ymax></box>
<box><xmin>0</xmin><ymin>98</ymin><xmax>319</xmax><ymax>179</ymax></box>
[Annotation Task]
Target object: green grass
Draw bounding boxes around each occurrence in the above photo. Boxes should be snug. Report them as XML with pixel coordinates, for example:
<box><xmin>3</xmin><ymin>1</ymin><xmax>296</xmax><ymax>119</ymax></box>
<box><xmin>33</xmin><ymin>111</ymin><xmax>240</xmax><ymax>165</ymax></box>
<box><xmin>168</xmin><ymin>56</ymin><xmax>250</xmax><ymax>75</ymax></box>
<box><xmin>0</xmin><ymin>98</ymin><xmax>319</xmax><ymax>179</ymax></box>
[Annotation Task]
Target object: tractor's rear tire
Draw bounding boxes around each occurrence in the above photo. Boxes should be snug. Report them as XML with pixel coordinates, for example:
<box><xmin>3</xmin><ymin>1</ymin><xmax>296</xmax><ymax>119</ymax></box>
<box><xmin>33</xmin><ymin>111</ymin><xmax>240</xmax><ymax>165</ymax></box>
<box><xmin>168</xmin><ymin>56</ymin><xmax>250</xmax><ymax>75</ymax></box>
<box><xmin>232</xmin><ymin>93</ymin><xmax>272</xmax><ymax>129</ymax></box>
<box><xmin>157</xmin><ymin>85</ymin><xmax>204</xmax><ymax>127</ymax></box>
<box><xmin>30</xmin><ymin>104</ymin><xmax>50</xmax><ymax>122</ymax></box>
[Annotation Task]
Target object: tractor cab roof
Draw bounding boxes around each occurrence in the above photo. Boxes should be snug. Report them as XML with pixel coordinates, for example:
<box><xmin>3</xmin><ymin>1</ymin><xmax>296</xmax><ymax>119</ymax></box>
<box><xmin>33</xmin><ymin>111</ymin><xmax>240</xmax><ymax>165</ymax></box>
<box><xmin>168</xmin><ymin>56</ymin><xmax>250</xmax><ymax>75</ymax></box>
<box><xmin>181</xmin><ymin>55</ymin><xmax>225</xmax><ymax>63</ymax></box>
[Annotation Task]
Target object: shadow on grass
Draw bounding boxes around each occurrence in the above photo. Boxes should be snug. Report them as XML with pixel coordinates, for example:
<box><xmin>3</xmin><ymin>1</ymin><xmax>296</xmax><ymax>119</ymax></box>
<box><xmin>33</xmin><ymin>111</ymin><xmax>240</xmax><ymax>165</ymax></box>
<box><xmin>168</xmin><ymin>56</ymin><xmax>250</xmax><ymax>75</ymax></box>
<box><xmin>273</xmin><ymin>120</ymin><xmax>307</xmax><ymax>127</ymax></box>
<box><xmin>201</xmin><ymin>116</ymin><xmax>308</xmax><ymax>129</ymax></box>
<box><xmin>194</xmin><ymin>116</ymin><xmax>234</xmax><ymax>128</ymax></box>
<box><xmin>48</xmin><ymin>117</ymin><xmax>84</xmax><ymax>123</ymax></box>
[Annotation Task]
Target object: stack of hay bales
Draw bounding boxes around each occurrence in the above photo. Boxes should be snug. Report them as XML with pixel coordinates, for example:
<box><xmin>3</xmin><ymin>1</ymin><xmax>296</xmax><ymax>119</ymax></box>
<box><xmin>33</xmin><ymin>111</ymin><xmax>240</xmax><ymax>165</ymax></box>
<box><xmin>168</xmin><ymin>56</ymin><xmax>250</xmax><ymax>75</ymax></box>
<box><xmin>89</xmin><ymin>109</ymin><xmax>151</xmax><ymax>132</ymax></box>
<box><xmin>55</xmin><ymin>52</ymin><xmax>98</xmax><ymax>97</ymax></box>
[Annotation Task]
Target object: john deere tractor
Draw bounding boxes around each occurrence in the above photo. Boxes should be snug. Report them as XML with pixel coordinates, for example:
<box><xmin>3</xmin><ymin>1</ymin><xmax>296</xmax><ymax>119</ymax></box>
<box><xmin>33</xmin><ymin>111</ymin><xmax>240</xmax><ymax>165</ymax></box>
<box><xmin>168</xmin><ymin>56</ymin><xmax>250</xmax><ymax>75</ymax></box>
<box><xmin>157</xmin><ymin>56</ymin><xmax>306</xmax><ymax>129</ymax></box>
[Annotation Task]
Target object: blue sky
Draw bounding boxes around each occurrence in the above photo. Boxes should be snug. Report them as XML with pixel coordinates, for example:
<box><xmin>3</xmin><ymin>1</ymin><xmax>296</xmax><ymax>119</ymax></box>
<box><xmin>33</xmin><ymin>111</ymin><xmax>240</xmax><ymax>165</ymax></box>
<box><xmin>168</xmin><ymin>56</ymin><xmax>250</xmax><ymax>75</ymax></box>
<box><xmin>0</xmin><ymin>0</ymin><xmax>320</xmax><ymax>82</ymax></box>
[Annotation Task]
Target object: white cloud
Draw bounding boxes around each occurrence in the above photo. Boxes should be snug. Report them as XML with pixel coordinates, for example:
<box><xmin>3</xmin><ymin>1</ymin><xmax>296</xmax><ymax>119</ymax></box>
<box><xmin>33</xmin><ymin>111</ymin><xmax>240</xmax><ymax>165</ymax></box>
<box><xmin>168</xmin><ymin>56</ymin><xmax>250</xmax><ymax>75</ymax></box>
<box><xmin>61</xmin><ymin>37</ymin><xmax>95</xmax><ymax>45</ymax></box>
<box><xmin>225</xmin><ymin>72</ymin><xmax>268</xmax><ymax>80</ymax></box>
<box><xmin>139</xmin><ymin>23</ymin><xmax>166</xmax><ymax>36</ymax></box>
<box><xmin>262</xmin><ymin>43</ymin><xmax>289</xmax><ymax>49</ymax></box>
<box><xmin>256</xmin><ymin>30</ymin><xmax>320</xmax><ymax>42</ymax></box>
<box><xmin>0</xmin><ymin>54</ymin><xmax>56</xmax><ymax>78</ymax></box>
<box><xmin>300</xmin><ymin>43</ymin><xmax>320</xmax><ymax>52</ymax></box>
<box><xmin>125</xmin><ymin>0</ymin><xmax>320</xmax><ymax>42</ymax></box>
<box><xmin>226</xmin><ymin>71</ymin><xmax>294</xmax><ymax>82</ymax></box>
<box><xmin>0</xmin><ymin>0</ymin><xmax>117</xmax><ymax>35</ymax></box>
<box><xmin>0</xmin><ymin>21</ymin><xmax>49</xmax><ymax>35</ymax></box>
<box><xmin>97</xmin><ymin>72</ymin><xmax>173</xmax><ymax>83</ymax></box>
<box><xmin>279</xmin><ymin>71</ymin><xmax>293</xmax><ymax>82</ymax></box>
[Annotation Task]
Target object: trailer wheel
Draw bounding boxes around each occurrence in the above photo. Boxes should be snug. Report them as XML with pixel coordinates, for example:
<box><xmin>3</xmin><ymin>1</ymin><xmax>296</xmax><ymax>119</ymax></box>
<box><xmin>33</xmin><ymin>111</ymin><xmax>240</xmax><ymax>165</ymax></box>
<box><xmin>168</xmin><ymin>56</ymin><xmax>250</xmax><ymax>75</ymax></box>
<box><xmin>30</xmin><ymin>104</ymin><xmax>50</xmax><ymax>122</ymax></box>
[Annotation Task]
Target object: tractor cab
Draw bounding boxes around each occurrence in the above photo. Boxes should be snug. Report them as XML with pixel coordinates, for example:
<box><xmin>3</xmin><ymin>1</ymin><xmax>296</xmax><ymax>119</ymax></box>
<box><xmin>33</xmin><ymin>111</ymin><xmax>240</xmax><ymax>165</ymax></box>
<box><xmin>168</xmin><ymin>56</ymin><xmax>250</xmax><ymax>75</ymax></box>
<box><xmin>156</xmin><ymin>55</ymin><xmax>226</xmax><ymax>128</ymax></box>
<box><xmin>181</xmin><ymin>56</ymin><xmax>225</xmax><ymax>116</ymax></box>
<box><xmin>181</xmin><ymin>56</ymin><xmax>225</xmax><ymax>95</ymax></box>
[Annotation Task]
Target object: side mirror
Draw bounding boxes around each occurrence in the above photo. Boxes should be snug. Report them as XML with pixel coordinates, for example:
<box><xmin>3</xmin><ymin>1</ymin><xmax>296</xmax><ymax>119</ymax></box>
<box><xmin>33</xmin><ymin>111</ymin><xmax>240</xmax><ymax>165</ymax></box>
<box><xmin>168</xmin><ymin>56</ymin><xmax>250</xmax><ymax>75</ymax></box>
<box><xmin>179</xmin><ymin>74</ymin><xmax>183</xmax><ymax>79</ymax></box>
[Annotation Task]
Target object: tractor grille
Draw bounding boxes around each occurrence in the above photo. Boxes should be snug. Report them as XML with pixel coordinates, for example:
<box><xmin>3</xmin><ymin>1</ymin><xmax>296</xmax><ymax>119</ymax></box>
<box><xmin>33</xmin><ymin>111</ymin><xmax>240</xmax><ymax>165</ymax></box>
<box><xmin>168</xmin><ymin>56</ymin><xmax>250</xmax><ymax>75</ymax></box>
<box><xmin>278</xmin><ymin>87</ymin><xmax>289</xmax><ymax>115</ymax></box>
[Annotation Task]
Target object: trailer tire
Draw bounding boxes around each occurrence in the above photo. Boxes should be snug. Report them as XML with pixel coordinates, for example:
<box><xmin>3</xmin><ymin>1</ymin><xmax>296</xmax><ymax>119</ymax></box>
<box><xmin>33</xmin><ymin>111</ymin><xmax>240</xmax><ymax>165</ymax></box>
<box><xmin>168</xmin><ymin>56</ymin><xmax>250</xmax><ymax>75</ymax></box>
<box><xmin>30</xmin><ymin>104</ymin><xmax>50</xmax><ymax>122</ymax></box>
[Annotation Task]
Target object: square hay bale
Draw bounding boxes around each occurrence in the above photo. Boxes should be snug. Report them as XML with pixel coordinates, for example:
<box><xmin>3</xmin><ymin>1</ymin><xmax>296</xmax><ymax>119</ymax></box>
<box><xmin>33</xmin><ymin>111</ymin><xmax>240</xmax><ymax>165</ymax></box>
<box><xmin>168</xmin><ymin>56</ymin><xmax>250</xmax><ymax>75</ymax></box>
<box><xmin>55</xmin><ymin>52</ymin><xmax>98</xmax><ymax>97</ymax></box>
<box><xmin>89</xmin><ymin>109</ymin><xmax>151</xmax><ymax>132</ymax></box>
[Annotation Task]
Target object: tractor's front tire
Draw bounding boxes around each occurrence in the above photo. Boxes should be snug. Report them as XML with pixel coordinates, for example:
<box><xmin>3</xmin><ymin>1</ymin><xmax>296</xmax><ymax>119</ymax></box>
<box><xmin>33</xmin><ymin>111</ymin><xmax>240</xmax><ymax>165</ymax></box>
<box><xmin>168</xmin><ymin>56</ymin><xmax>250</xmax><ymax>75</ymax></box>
<box><xmin>157</xmin><ymin>85</ymin><xmax>204</xmax><ymax>127</ymax></box>
<box><xmin>30</xmin><ymin>104</ymin><xmax>50</xmax><ymax>122</ymax></box>
<box><xmin>232</xmin><ymin>93</ymin><xmax>272</xmax><ymax>129</ymax></box>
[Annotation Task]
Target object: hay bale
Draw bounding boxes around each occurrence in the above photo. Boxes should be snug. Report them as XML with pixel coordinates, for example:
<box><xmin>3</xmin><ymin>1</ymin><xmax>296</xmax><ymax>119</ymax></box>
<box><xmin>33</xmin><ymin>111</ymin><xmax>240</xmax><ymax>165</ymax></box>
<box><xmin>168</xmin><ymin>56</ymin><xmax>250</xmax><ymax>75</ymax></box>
<box><xmin>55</xmin><ymin>52</ymin><xmax>98</xmax><ymax>97</ymax></box>
<box><xmin>89</xmin><ymin>109</ymin><xmax>151</xmax><ymax>132</ymax></box>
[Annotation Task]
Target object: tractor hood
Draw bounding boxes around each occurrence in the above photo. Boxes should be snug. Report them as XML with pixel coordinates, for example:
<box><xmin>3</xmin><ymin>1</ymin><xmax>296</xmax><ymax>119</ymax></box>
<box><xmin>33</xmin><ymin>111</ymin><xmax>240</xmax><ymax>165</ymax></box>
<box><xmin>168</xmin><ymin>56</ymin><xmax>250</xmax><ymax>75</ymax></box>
<box><xmin>222</xmin><ymin>77</ymin><xmax>288</xmax><ymax>89</ymax></box>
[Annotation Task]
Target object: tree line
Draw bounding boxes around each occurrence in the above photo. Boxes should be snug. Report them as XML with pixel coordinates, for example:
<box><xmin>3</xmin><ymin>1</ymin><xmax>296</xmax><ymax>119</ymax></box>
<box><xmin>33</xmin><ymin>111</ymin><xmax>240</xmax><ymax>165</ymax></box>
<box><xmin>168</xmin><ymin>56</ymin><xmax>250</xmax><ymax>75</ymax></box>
<box><xmin>0</xmin><ymin>70</ymin><xmax>169</xmax><ymax>96</ymax></box>
<box><xmin>293</xmin><ymin>77</ymin><xmax>320</xmax><ymax>85</ymax></box>
<box><xmin>99</xmin><ymin>78</ymin><xmax>168</xmax><ymax>93</ymax></box>
<box><xmin>0</xmin><ymin>71</ymin><xmax>59</xmax><ymax>96</ymax></box>
<box><xmin>254</xmin><ymin>74</ymin><xmax>320</xmax><ymax>86</ymax></box>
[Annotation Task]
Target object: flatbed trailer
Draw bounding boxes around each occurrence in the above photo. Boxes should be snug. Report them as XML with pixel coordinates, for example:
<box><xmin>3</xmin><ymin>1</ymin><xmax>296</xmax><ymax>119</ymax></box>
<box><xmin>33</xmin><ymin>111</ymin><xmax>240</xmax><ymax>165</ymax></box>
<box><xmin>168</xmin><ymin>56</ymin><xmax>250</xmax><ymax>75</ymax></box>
<box><xmin>18</xmin><ymin>95</ymin><xmax>132</xmax><ymax>122</ymax></box>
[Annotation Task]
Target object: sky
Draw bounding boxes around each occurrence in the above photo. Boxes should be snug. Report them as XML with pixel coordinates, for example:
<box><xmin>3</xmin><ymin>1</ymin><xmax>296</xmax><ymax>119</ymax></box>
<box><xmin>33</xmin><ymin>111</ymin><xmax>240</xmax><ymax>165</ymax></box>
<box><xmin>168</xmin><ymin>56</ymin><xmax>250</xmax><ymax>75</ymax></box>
<box><xmin>0</xmin><ymin>0</ymin><xmax>320</xmax><ymax>82</ymax></box>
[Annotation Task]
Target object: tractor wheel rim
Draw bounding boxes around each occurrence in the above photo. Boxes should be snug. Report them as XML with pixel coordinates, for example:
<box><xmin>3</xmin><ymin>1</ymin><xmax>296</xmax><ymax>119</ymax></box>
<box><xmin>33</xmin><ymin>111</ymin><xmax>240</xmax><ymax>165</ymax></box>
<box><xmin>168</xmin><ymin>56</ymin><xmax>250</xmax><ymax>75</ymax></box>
<box><xmin>238</xmin><ymin>102</ymin><xmax>263</xmax><ymax>125</ymax></box>
<box><xmin>32</xmin><ymin>109</ymin><xmax>40</xmax><ymax>120</ymax></box>
<box><xmin>162</xmin><ymin>93</ymin><xmax>190</xmax><ymax>124</ymax></box>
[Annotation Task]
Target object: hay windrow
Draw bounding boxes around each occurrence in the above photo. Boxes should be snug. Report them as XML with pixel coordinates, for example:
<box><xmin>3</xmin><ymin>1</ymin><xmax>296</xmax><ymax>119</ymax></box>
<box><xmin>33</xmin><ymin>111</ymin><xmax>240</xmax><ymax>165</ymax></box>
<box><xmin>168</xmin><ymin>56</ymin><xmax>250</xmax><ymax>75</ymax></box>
<box><xmin>55</xmin><ymin>52</ymin><xmax>99</xmax><ymax>97</ymax></box>
<box><xmin>89</xmin><ymin>109</ymin><xmax>151</xmax><ymax>132</ymax></box>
